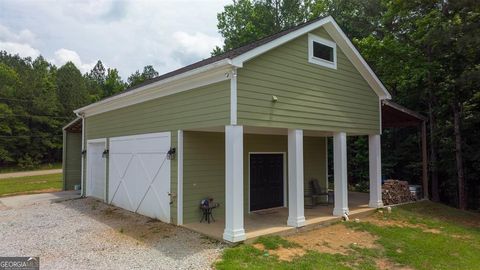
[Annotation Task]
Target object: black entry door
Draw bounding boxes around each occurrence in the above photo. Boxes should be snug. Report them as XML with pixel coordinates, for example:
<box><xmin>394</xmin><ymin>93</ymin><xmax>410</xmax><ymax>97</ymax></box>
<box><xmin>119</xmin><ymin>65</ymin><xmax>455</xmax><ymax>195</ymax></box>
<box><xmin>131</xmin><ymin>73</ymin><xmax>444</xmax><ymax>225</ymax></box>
<box><xmin>250</xmin><ymin>154</ymin><xmax>284</xmax><ymax>211</ymax></box>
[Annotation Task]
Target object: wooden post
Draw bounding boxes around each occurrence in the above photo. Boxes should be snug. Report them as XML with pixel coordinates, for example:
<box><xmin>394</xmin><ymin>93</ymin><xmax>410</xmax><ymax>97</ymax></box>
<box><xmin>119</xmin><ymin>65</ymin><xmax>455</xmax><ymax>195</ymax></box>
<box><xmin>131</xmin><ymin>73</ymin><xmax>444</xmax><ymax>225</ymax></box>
<box><xmin>421</xmin><ymin>121</ymin><xmax>429</xmax><ymax>199</ymax></box>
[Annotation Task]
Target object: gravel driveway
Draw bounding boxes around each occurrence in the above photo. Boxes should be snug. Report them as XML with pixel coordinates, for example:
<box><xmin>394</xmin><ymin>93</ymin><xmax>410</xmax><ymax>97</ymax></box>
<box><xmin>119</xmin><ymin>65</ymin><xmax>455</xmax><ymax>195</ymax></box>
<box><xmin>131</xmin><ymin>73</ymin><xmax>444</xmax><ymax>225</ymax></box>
<box><xmin>0</xmin><ymin>197</ymin><xmax>225</xmax><ymax>269</ymax></box>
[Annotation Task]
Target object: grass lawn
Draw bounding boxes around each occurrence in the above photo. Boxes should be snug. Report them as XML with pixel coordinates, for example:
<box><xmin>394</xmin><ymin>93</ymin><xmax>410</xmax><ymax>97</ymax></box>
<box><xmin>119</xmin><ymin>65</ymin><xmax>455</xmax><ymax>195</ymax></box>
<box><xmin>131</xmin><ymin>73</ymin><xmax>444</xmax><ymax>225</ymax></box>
<box><xmin>0</xmin><ymin>163</ymin><xmax>62</xmax><ymax>174</ymax></box>
<box><xmin>215</xmin><ymin>201</ymin><xmax>480</xmax><ymax>270</ymax></box>
<box><xmin>0</xmin><ymin>173</ymin><xmax>63</xmax><ymax>197</ymax></box>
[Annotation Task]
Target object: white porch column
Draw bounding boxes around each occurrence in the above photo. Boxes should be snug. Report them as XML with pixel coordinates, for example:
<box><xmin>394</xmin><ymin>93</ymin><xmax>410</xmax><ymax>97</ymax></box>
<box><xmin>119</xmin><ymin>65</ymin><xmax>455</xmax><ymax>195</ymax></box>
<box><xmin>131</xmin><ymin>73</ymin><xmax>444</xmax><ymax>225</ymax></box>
<box><xmin>287</xmin><ymin>129</ymin><xmax>306</xmax><ymax>227</ymax></box>
<box><xmin>333</xmin><ymin>132</ymin><xmax>349</xmax><ymax>216</ymax></box>
<box><xmin>369</xmin><ymin>134</ymin><xmax>384</xmax><ymax>208</ymax></box>
<box><xmin>223</xmin><ymin>125</ymin><xmax>246</xmax><ymax>242</ymax></box>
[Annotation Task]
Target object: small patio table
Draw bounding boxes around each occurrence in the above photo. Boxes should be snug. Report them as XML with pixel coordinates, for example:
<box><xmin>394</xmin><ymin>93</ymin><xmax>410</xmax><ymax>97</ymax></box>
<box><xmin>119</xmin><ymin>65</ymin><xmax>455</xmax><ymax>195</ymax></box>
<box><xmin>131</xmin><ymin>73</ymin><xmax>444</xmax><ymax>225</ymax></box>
<box><xmin>200</xmin><ymin>199</ymin><xmax>219</xmax><ymax>223</ymax></box>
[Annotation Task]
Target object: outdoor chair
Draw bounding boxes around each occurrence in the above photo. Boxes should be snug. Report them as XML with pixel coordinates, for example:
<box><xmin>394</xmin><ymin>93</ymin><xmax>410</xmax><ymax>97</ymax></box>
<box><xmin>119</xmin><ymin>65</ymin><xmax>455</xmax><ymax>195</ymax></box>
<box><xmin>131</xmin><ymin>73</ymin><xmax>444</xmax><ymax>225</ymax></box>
<box><xmin>306</xmin><ymin>179</ymin><xmax>330</xmax><ymax>208</ymax></box>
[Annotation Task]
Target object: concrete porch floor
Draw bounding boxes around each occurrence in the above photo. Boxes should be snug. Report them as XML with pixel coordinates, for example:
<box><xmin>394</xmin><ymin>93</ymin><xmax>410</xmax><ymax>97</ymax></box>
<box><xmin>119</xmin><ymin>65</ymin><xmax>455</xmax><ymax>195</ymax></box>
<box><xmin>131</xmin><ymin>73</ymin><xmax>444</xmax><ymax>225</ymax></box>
<box><xmin>183</xmin><ymin>192</ymin><xmax>375</xmax><ymax>242</ymax></box>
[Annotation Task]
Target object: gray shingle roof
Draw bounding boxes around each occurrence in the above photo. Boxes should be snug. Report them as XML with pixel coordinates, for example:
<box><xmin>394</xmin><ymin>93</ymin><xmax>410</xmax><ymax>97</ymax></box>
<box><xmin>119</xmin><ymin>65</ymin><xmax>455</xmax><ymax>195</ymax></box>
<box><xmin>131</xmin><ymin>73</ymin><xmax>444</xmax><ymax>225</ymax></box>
<box><xmin>115</xmin><ymin>16</ymin><xmax>327</xmax><ymax>95</ymax></box>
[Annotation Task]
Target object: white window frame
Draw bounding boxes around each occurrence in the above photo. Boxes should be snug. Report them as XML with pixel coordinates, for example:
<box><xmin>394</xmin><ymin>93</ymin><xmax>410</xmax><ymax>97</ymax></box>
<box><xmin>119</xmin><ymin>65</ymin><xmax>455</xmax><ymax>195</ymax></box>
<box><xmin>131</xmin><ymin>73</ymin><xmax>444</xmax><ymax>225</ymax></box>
<box><xmin>308</xmin><ymin>33</ymin><xmax>337</xmax><ymax>69</ymax></box>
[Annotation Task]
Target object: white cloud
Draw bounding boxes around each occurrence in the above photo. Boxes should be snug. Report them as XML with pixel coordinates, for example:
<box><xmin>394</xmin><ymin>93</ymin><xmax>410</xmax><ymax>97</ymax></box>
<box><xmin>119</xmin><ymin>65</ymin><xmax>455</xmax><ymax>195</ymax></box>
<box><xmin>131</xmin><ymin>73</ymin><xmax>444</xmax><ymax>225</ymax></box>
<box><xmin>52</xmin><ymin>49</ymin><xmax>96</xmax><ymax>73</ymax></box>
<box><xmin>58</xmin><ymin>0</ymin><xmax>129</xmax><ymax>22</ymax></box>
<box><xmin>0</xmin><ymin>0</ymin><xmax>231</xmax><ymax>77</ymax></box>
<box><xmin>0</xmin><ymin>24</ymin><xmax>36</xmax><ymax>44</ymax></box>
<box><xmin>173</xmin><ymin>31</ymin><xmax>222</xmax><ymax>58</ymax></box>
<box><xmin>0</xmin><ymin>24</ymin><xmax>39</xmax><ymax>58</ymax></box>
<box><xmin>0</xmin><ymin>41</ymin><xmax>40</xmax><ymax>58</ymax></box>
<box><xmin>171</xmin><ymin>31</ymin><xmax>223</xmax><ymax>66</ymax></box>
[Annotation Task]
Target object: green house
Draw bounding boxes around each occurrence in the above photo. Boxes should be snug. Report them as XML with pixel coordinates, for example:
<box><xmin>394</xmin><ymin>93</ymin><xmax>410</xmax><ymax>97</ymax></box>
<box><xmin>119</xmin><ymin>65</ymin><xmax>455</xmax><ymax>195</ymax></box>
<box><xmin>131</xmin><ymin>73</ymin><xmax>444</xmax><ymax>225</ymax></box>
<box><xmin>62</xmin><ymin>16</ymin><xmax>406</xmax><ymax>243</ymax></box>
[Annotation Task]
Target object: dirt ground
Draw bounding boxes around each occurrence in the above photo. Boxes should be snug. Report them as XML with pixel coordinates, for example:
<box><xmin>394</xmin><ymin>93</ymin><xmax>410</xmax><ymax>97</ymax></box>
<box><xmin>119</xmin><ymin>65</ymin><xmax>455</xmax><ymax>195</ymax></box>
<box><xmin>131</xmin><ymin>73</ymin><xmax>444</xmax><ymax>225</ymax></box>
<box><xmin>253</xmin><ymin>243</ymin><xmax>306</xmax><ymax>262</ymax></box>
<box><xmin>252</xmin><ymin>216</ymin><xmax>415</xmax><ymax>269</ymax></box>
<box><xmin>287</xmin><ymin>223</ymin><xmax>379</xmax><ymax>255</ymax></box>
<box><xmin>363</xmin><ymin>212</ymin><xmax>442</xmax><ymax>234</ymax></box>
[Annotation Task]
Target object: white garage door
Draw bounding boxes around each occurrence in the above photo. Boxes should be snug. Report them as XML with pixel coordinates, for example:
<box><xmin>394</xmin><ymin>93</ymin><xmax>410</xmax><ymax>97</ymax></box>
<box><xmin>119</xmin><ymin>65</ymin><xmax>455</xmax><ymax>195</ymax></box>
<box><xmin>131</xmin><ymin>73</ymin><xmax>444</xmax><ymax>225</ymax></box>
<box><xmin>108</xmin><ymin>132</ymin><xmax>171</xmax><ymax>223</ymax></box>
<box><xmin>87</xmin><ymin>139</ymin><xmax>106</xmax><ymax>200</ymax></box>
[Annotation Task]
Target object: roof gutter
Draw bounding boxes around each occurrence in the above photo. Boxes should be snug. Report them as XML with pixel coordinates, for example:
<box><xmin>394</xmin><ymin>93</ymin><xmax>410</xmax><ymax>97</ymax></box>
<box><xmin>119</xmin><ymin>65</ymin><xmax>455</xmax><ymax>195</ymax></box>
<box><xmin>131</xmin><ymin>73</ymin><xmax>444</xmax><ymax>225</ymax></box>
<box><xmin>74</xmin><ymin>58</ymin><xmax>234</xmax><ymax>115</ymax></box>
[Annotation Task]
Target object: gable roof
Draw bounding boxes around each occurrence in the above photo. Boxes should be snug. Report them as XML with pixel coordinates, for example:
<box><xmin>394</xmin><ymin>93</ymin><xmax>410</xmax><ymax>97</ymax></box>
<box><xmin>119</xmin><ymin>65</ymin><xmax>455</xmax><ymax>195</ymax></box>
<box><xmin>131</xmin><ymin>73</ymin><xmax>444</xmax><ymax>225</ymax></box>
<box><xmin>75</xmin><ymin>16</ymin><xmax>391</xmax><ymax>116</ymax></box>
<box><xmin>99</xmin><ymin>16</ymin><xmax>333</xmax><ymax>96</ymax></box>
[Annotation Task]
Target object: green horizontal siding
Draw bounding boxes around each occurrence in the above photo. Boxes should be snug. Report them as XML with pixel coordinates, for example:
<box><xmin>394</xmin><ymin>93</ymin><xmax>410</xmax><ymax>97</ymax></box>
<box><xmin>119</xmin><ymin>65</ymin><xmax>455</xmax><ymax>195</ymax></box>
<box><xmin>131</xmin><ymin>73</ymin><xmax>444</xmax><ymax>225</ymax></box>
<box><xmin>182</xmin><ymin>131</ymin><xmax>327</xmax><ymax>224</ymax></box>
<box><xmin>237</xmin><ymin>27</ymin><xmax>380</xmax><ymax>134</ymax></box>
<box><xmin>303</xmin><ymin>136</ymin><xmax>327</xmax><ymax>203</ymax></box>
<box><xmin>183</xmin><ymin>131</ymin><xmax>225</xmax><ymax>224</ymax></box>
<box><xmin>85</xmin><ymin>81</ymin><xmax>230</xmax><ymax>139</ymax></box>
<box><xmin>82</xmin><ymin>81</ymin><xmax>229</xmax><ymax>224</ymax></box>
<box><xmin>63</xmin><ymin>131</ymin><xmax>82</xmax><ymax>190</ymax></box>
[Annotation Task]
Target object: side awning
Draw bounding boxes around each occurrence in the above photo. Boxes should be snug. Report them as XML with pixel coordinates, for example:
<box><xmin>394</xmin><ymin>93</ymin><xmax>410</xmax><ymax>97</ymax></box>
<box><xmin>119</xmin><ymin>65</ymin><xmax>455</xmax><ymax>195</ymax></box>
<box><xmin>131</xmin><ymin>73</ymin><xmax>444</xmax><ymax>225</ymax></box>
<box><xmin>63</xmin><ymin>117</ymin><xmax>82</xmax><ymax>133</ymax></box>
<box><xmin>382</xmin><ymin>100</ymin><xmax>426</xmax><ymax>128</ymax></box>
<box><xmin>381</xmin><ymin>100</ymin><xmax>429</xmax><ymax>199</ymax></box>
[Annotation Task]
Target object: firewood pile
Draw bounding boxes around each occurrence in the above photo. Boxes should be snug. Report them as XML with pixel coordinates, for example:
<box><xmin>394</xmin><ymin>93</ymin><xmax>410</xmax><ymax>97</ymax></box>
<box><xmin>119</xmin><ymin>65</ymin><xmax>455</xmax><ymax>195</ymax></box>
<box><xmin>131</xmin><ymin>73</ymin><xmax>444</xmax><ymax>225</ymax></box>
<box><xmin>382</xmin><ymin>180</ymin><xmax>416</xmax><ymax>205</ymax></box>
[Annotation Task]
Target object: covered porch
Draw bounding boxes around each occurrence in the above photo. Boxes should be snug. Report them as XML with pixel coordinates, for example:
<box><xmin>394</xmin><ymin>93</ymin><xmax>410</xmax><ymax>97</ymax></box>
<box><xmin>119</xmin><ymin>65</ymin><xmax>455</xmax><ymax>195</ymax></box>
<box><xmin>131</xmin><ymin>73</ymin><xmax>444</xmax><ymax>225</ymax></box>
<box><xmin>177</xmin><ymin>100</ymin><xmax>426</xmax><ymax>243</ymax></box>
<box><xmin>184</xmin><ymin>192</ymin><xmax>372</xmax><ymax>241</ymax></box>
<box><xmin>178</xmin><ymin>125</ymin><xmax>384</xmax><ymax>243</ymax></box>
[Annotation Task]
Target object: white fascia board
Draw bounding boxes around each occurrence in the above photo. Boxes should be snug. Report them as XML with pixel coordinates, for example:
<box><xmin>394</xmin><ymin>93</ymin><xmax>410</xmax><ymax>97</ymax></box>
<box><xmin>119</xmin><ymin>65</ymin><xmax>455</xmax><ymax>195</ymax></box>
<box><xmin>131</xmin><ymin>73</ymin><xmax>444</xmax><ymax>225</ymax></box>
<box><xmin>323</xmin><ymin>20</ymin><xmax>391</xmax><ymax>100</ymax></box>
<box><xmin>75</xmin><ymin>59</ymin><xmax>233</xmax><ymax>117</ymax></box>
<box><xmin>231</xmin><ymin>16</ymin><xmax>391</xmax><ymax>100</ymax></box>
<box><xmin>231</xmin><ymin>16</ymin><xmax>332</xmax><ymax>67</ymax></box>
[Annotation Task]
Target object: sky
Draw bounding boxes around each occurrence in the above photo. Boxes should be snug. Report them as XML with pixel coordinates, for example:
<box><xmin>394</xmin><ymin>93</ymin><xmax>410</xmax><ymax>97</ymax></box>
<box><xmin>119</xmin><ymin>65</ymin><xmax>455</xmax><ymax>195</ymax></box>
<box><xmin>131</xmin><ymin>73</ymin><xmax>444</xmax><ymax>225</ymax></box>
<box><xmin>0</xmin><ymin>0</ymin><xmax>231</xmax><ymax>78</ymax></box>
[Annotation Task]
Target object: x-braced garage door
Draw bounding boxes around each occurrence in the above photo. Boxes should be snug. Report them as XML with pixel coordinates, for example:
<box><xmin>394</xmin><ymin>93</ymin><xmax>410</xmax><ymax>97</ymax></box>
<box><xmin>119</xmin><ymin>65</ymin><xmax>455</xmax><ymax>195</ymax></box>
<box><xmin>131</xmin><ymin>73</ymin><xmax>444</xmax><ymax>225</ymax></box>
<box><xmin>108</xmin><ymin>132</ymin><xmax>171</xmax><ymax>223</ymax></box>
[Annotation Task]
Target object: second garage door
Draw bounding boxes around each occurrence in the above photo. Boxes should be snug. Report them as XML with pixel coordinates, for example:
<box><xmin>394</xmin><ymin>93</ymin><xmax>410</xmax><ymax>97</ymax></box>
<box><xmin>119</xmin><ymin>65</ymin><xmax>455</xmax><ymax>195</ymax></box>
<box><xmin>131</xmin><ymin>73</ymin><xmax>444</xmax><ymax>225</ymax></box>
<box><xmin>108</xmin><ymin>132</ymin><xmax>171</xmax><ymax>223</ymax></box>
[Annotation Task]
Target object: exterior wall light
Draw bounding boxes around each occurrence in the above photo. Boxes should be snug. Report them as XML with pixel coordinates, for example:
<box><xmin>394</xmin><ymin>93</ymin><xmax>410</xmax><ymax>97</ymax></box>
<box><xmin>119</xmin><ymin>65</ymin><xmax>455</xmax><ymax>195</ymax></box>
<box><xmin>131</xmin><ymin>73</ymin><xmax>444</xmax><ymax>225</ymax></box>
<box><xmin>102</xmin><ymin>149</ymin><xmax>109</xmax><ymax>158</ymax></box>
<box><xmin>167</xmin><ymin>147</ymin><xmax>176</xmax><ymax>160</ymax></box>
<box><xmin>272</xmin><ymin>95</ymin><xmax>278</xmax><ymax>102</ymax></box>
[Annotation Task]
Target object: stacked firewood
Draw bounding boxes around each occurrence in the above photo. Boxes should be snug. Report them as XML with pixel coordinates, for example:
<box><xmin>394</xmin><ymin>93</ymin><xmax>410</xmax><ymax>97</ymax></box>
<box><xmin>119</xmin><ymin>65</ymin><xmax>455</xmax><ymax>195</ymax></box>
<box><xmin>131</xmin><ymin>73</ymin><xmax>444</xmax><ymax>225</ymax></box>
<box><xmin>382</xmin><ymin>180</ymin><xmax>416</xmax><ymax>205</ymax></box>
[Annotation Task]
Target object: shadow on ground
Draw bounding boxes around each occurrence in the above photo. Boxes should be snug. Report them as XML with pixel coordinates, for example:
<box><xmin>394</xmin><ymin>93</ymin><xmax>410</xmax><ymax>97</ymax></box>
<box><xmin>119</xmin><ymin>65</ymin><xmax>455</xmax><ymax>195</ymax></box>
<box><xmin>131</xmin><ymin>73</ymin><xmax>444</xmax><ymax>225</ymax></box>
<box><xmin>61</xmin><ymin>197</ymin><xmax>223</xmax><ymax>260</ymax></box>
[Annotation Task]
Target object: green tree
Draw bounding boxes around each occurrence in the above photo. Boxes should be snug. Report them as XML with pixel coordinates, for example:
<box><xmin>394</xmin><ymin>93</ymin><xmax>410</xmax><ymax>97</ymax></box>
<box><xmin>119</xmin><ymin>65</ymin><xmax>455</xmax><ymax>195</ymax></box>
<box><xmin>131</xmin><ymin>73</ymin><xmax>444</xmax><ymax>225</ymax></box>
<box><xmin>214</xmin><ymin>0</ymin><xmax>480</xmax><ymax>209</ymax></box>
<box><xmin>127</xmin><ymin>65</ymin><xmax>159</xmax><ymax>88</ymax></box>
<box><xmin>0</xmin><ymin>63</ymin><xmax>20</xmax><ymax>165</ymax></box>
<box><xmin>85</xmin><ymin>60</ymin><xmax>106</xmax><ymax>101</ymax></box>
<box><xmin>30</xmin><ymin>56</ymin><xmax>62</xmax><ymax>164</ymax></box>
<box><xmin>103</xmin><ymin>68</ymin><xmax>125</xmax><ymax>97</ymax></box>
<box><xmin>213</xmin><ymin>0</ymin><xmax>384</xmax><ymax>55</ymax></box>
<box><xmin>214</xmin><ymin>0</ymin><xmax>311</xmax><ymax>54</ymax></box>
<box><xmin>0</xmin><ymin>51</ymin><xmax>129</xmax><ymax>168</ymax></box>
<box><xmin>56</xmin><ymin>62</ymin><xmax>89</xmax><ymax>117</ymax></box>
<box><xmin>360</xmin><ymin>0</ymin><xmax>480</xmax><ymax>209</ymax></box>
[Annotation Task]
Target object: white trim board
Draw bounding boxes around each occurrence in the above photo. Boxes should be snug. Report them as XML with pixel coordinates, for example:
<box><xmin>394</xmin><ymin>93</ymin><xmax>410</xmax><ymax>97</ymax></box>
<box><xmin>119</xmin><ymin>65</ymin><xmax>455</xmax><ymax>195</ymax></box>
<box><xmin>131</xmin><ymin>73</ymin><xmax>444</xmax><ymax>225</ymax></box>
<box><xmin>322</xmin><ymin>20</ymin><xmax>391</xmax><ymax>100</ymax></box>
<box><xmin>80</xmin><ymin>116</ymin><xmax>85</xmax><ymax>196</ymax></box>
<box><xmin>325</xmin><ymin>137</ymin><xmax>329</xmax><ymax>190</ymax></box>
<box><xmin>229</xmin><ymin>68</ymin><xmax>238</xmax><ymax>125</ymax></box>
<box><xmin>177</xmin><ymin>130</ymin><xmax>184</xmax><ymax>225</ymax></box>
<box><xmin>248</xmin><ymin>152</ymin><xmax>287</xmax><ymax>213</ymax></box>
<box><xmin>308</xmin><ymin>33</ymin><xmax>337</xmax><ymax>69</ymax></box>
<box><xmin>109</xmin><ymin>132</ymin><xmax>171</xmax><ymax>143</ymax></box>
<box><xmin>230</xmin><ymin>16</ymin><xmax>391</xmax><ymax>99</ymax></box>
<box><xmin>76</xmin><ymin>63</ymin><xmax>232</xmax><ymax>117</ymax></box>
